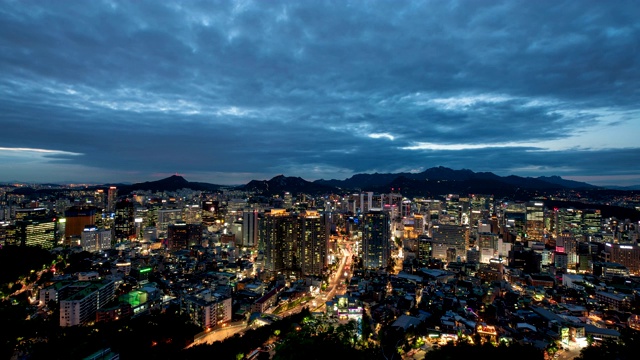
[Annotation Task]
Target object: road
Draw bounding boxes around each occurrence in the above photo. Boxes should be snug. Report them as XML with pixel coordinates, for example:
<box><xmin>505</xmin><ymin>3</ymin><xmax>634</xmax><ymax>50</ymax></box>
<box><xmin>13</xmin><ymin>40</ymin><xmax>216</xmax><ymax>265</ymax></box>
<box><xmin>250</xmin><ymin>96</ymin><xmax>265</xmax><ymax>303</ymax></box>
<box><xmin>187</xmin><ymin>239</ymin><xmax>356</xmax><ymax>348</ymax></box>
<box><xmin>187</xmin><ymin>322</ymin><xmax>247</xmax><ymax>347</ymax></box>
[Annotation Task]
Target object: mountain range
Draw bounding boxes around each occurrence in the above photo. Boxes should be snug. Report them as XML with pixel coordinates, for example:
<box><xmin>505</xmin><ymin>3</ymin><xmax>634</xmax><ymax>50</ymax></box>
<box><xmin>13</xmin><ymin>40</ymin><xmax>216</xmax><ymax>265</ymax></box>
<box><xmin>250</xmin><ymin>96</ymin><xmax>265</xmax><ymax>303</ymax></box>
<box><xmin>10</xmin><ymin>166</ymin><xmax>639</xmax><ymax>199</ymax></box>
<box><xmin>6</xmin><ymin>167</ymin><xmax>640</xmax><ymax>220</ymax></box>
<box><xmin>104</xmin><ymin>166</ymin><xmax>605</xmax><ymax>199</ymax></box>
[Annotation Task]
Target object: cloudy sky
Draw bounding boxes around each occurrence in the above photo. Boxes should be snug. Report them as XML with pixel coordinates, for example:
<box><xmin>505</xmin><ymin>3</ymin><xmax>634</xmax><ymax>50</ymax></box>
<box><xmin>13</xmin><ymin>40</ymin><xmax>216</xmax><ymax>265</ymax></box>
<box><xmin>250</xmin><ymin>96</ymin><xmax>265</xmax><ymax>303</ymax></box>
<box><xmin>1</xmin><ymin>0</ymin><xmax>639</xmax><ymax>186</ymax></box>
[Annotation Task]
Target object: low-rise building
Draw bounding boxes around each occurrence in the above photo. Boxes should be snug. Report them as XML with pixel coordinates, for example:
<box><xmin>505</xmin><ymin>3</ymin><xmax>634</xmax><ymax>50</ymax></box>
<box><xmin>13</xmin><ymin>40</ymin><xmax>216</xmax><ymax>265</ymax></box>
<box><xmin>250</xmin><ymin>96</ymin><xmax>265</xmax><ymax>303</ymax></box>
<box><xmin>59</xmin><ymin>279</ymin><xmax>116</xmax><ymax>327</ymax></box>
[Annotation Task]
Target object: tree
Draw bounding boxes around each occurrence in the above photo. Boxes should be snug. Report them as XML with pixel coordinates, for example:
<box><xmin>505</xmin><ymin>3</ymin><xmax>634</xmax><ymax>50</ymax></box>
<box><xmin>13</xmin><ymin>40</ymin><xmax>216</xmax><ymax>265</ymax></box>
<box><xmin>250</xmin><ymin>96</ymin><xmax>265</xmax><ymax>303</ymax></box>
<box><xmin>379</xmin><ymin>325</ymin><xmax>406</xmax><ymax>360</ymax></box>
<box><xmin>427</xmin><ymin>341</ymin><xmax>544</xmax><ymax>360</ymax></box>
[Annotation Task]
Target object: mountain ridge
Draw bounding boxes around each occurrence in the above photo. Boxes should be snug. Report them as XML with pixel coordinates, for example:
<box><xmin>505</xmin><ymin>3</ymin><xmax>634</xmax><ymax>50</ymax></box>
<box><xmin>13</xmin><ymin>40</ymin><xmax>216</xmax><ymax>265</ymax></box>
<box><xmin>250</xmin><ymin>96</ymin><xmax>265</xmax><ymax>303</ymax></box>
<box><xmin>6</xmin><ymin>167</ymin><xmax>604</xmax><ymax>198</ymax></box>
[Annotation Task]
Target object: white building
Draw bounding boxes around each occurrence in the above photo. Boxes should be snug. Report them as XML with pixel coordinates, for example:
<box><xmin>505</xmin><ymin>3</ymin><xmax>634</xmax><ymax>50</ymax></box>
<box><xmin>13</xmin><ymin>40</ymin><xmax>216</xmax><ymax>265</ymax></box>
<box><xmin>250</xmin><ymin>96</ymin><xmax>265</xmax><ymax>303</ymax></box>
<box><xmin>181</xmin><ymin>290</ymin><xmax>233</xmax><ymax>329</ymax></box>
<box><xmin>81</xmin><ymin>226</ymin><xmax>112</xmax><ymax>252</ymax></box>
<box><xmin>59</xmin><ymin>279</ymin><xmax>116</xmax><ymax>327</ymax></box>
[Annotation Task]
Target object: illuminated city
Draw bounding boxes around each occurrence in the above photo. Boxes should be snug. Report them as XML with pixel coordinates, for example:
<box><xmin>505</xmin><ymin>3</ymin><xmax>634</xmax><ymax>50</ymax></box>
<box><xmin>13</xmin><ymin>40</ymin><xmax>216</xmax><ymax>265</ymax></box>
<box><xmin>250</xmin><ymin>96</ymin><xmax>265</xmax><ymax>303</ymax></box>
<box><xmin>1</xmin><ymin>1</ymin><xmax>640</xmax><ymax>359</ymax></box>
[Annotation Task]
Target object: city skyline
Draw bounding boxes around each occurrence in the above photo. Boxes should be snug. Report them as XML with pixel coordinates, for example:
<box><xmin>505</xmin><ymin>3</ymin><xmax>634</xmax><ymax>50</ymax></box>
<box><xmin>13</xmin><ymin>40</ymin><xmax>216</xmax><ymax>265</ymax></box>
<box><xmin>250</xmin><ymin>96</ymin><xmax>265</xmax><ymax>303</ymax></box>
<box><xmin>1</xmin><ymin>1</ymin><xmax>639</xmax><ymax>186</ymax></box>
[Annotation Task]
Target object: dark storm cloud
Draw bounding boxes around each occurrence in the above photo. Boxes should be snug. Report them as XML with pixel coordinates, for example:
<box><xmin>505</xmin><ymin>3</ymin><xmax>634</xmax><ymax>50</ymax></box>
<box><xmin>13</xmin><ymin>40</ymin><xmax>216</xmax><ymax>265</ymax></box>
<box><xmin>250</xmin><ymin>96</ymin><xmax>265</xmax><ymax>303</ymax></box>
<box><xmin>0</xmin><ymin>0</ymin><xmax>639</xmax><ymax>185</ymax></box>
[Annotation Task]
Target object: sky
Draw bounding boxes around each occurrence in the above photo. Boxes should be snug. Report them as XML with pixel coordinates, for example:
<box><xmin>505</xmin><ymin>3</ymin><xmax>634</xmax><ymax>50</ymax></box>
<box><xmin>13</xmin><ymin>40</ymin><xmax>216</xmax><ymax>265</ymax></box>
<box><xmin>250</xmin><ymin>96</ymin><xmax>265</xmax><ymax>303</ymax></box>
<box><xmin>1</xmin><ymin>0</ymin><xmax>639</xmax><ymax>187</ymax></box>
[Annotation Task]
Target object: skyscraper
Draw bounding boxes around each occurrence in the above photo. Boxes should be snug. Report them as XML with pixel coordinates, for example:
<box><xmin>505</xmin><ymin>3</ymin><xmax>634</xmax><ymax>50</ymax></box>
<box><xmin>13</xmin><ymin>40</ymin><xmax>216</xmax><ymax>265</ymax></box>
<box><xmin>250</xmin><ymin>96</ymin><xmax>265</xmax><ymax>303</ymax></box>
<box><xmin>259</xmin><ymin>208</ymin><xmax>329</xmax><ymax>277</ymax></box>
<box><xmin>242</xmin><ymin>210</ymin><xmax>259</xmax><ymax>248</ymax></box>
<box><xmin>107</xmin><ymin>186</ymin><xmax>117</xmax><ymax>213</ymax></box>
<box><xmin>432</xmin><ymin>224</ymin><xmax>469</xmax><ymax>262</ymax></box>
<box><xmin>114</xmin><ymin>199</ymin><xmax>135</xmax><ymax>242</ymax></box>
<box><xmin>362</xmin><ymin>209</ymin><xmax>391</xmax><ymax>270</ymax></box>
<box><xmin>260</xmin><ymin>209</ymin><xmax>296</xmax><ymax>276</ymax></box>
<box><xmin>64</xmin><ymin>205</ymin><xmax>98</xmax><ymax>240</ymax></box>
<box><xmin>13</xmin><ymin>217</ymin><xmax>57</xmax><ymax>249</ymax></box>
<box><xmin>167</xmin><ymin>223</ymin><xmax>203</xmax><ymax>251</ymax></box>
<box><xmin>297</xmin><ymin>210</ymin><xmax>328</xmax><ymax>276</ymax></box>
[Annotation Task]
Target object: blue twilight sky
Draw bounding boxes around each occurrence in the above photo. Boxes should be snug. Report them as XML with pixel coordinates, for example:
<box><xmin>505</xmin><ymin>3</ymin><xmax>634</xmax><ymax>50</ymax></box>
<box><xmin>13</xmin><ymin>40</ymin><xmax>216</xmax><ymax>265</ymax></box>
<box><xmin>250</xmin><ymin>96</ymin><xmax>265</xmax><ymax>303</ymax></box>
<box><xmin>1</xmin><ymin>0</ymin><xmax>639</xmax><ymax>186</ymax></box>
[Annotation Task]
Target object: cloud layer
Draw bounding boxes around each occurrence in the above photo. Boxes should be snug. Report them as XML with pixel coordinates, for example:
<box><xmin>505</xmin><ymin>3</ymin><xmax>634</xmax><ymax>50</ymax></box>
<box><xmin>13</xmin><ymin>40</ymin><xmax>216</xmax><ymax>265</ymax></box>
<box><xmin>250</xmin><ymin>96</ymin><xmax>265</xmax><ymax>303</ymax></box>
<box><xmin>1</xmin><ymin>0</ymin><xmax>639</xmax><ymax>186</ymax></box>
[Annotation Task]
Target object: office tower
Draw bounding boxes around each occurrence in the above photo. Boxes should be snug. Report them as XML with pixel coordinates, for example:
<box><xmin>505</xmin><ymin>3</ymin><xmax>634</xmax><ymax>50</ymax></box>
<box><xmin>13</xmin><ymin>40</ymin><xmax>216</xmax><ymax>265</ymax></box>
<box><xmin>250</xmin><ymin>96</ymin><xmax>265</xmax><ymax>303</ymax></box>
<box><xmin>93</xmin><ymin>189</ymin><xmax>105</xmax><ymax>210</ymax></box>
<box><xmin>142</xmin><ymin>227</ymin><xmax>158</xmax><ymax>242</ymax></box>
<box><xmin>555</xmin><ymin>208</ymin><xmax>582</xmax><ymax>237</ymax></box>
<box><xmin>413</xmin><ymin>214</ymin><xmax>425</xmax><ymax>235</ymax></box>
<box><xmin>14</xmin><ymin>207</ymin><xmax>48</xmax><ymax>221</ymax></box>
<box><xmin>65</xmin><ymin>205</ymin><xmax>98</xmax><ymax>240</ymax></box>
<box><xmin>508</xmin><ymin>243</ymin><xmax>542</xmax><ymax>274</ymax></box>
<box><xmin>201</xmin><ymin>198</ymin><xmax>217</xmax><ymax>227</ymax></box>
<box><xmin>157</xmin><ymin>208</ymin><xmax>183</xmax><ymax>238</ymax></box>
<box><xmin>525</xmin><ymin>201</ymin><xmax>545</xmax><ymax>241</ymax></box>
<box><xmin>81</xmin><ymin>226</ymin><xmax>112</xmax><ymax>252</ymax></box>
<box><xmin>467</xmin><ymin>247</ymin><xmax>480</xmax><ymax>263</ymax></box>
<box><xmin>387</xmin><ymin>192</ymin><xmax>402</xmax><ymax>210</ymax></box>
<box><xmin>470</xmin><ymin>194</ymin><xmax>492</xmax><ymax>213</ymax></box>
<box><xmin>13</xmin><ymin>217</ymin><xmax>57</xmax><ymax>249</ymax></box>
<box><xmin>283</xmin><ymin>192</ymin><xmax>293</xmax><ymax>209</ymax></box>
<box><xmin>478</xmin><ymin>219</ymin><xmax>492</xmax><ymax>233</ymax></box>
<box><xmin>362</xmin><ymin>209</ymin><xmax>391</xmax><ymax>270</ymax></box>
<box><xmin>182</xmin><ymin>204</ymin><xmax>202</xmax><ymax>224</ymax></box>
<box><xmin>432</xmin><ymin>224</ymin><xmax>469</xmax><ymax>262</ymax></box>
<box><xmin>167</xmin><ymin>223</ymin><xmax>203</xmax><ymax>251</ymax></box>
<box><xmin>444</xmin><ymin>194</ymin><xmax>461</xmax><ymax>225</ymax></box>
<box><xmin>478</xmin><ymin>232</ymin><xmax>499</xmax><ymax>263</ymax></box>
<box><xmin>418</xmin><ymin>235</ymin><xmax>432</xmax><ymax>263</ymax></box>
<box><xmin>59</xmin><ymin>279</ymin><xmax>116</xmax><ymax>327</ymax></box>
<box><xmin>114</xmin><ymin>200</ymin><xmax>135</xmax><ymax>242</ymax></box>
<box><xmin>297</xmin><ymin>210</ymin><xmax>328</xmax><ymax>276</ymax></box>
<box><xmin>468</xmin><ymin>195</ymin><xmax>492</xmax><ymax>233</ymax></box>
<box><xmin>563</xmin><ymin>232</ymin><xmax>579</xmax><ymax>269</ymax></box>
<box><xmin>242</xmin><ymin>210</ymin><xmax>259</xmax><ymax>247</ymax></box>
<box><xmin>401</xmin><ymin>217</ymin><xmax>418</xmax><ymax>239</ymax></box>
<box><xmin>554</xmin><ymin>252</ymin><xmax>568</xmax><ymax>271</ymax></box>
<box><xmin>502</xmin><ymin>202</ymin><xmax>526</xmax><ymax>240</ymax></box>
<box><xmin>582</xmin><ymin>209</ymin><xmax>602</xmax><ymax>235</ymax></box>
<box><xmin>604</xmin><ymin>243</ymin><xmax>640</xmax><ymax>275</ymax></box>
<box><xmin>107</xmin><ymin>186</ymin><xmax>117</xmax><ymax>213</ymax></box>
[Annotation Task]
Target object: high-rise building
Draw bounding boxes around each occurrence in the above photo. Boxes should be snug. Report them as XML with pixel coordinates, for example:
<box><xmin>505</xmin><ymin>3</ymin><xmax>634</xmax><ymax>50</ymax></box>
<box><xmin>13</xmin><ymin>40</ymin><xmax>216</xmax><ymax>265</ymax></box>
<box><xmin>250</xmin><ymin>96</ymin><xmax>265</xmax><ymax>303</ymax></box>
<box><xmin>362</xmin><ymin>209</ymin><xmax>391</xmax><ymax>270</ymax></box>
<box><xmin>93</xmin><ymin>189</ymin><xmax>105</xmax><ymax>210</ymax></box>
<box><xmin>242</xmin><ymin>210</ymin><xmax>259</xmax><ymax>248</ymax></box>
<box><xmin>259</xmin><ymin>208</ymin><xmax>329</xmax><ymax>277</ymax></box>
<box><xmin>525</xmin><ymin>201</ymin><xmax>545</xmax><ymax>241</ymax></box>
<box><xmin>65</xmin><ymin>205</ymin><xmax>98</xmax><ymax>240</ymax></box>
<box><xmin>260</xmin><ymin>209</ymin><xmax>297</xmax><ymax>275</ymax></box>
<box><xmin>432</xmin><ymin>224</ymin><xmax>469</xmax><ymax>262</ymax></box>
<box><xmin>582</xmin><ymin>209</ymin><xmax>602</xmax><ymax>235</ymax></box>
<box><xmin>14</xmin><ymin>207</ymin><xmax>48</xmax><ymax>221</ymax></box>
<box><xmin>604</xmin><ymin>243</ymin><xmax>640</xmax><ymax>275</ymax></box>
<box><xmin>167</xmin><ymin>223</ymin><xmax>203</xmax><ymax>251</ymax></box>
<box><xmin>444</xmin><ymin>194</ymin><xmax>461</xmax><ymax>225</ymax></box>
<box><xmin>107</xmin><ymin>186</ymin><xmax>117</xmax><ymax>213</ymax></box>
<box><xmin>554</xmin><ymin>208</ymin><xmax>582</xmax><ymax>237</ymax></box>
<box><xmin>283</xmin><ymin>192</ymin><xmax>293</xmax><ymax>209</ymax></box>
<box><xmin>418</xmin><ymin>235</ymin><xmax>432</xmax><ymax>263</ymax></box>
<box><xmin>297</xmin><ymin>210</ymin><xmax>328</xmax><ymax>276</ymax></box>
<box><xmin>10</xmin><ymin>207</ymin><xmax>57</xmax><ymax>248</ymax></box>
<box><xmin>502</xmin><ymin>202</ymin><xmax>526</xmax><ymax>240</ymax></box>
<box><xmin>114</xmin><ymin>200</ymin><xmax>135</xmax><ymax>242</ymax></box>
<box><xmin>157</xmin><ymin>208</ymin><xmax>183</xmax><ymax>238</ymax></box>
<box><xmin>182</xmin><ymin>204</ymin><xmax>202</xmax><ymax>224</ymax></box>
<box><xmin>81</xmin><ymin>226</ymin><xmax>112</xmax><ymax>252</ymax></box>
<box><xmin>13</xmin><ymin>218</ymin><xmax>57</xmax><ymax>249</ymax></box>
